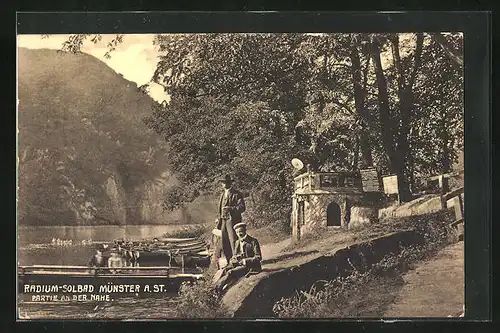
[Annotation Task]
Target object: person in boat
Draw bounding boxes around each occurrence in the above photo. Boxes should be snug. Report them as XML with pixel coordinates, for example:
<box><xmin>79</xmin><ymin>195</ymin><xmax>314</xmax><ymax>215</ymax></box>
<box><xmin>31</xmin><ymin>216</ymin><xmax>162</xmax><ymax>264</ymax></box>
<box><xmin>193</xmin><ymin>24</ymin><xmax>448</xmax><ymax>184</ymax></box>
<box><xmin>116</xmin><ymin>243</ymin><xmax>127</xmax><ymax>265</ymax></box>
<box><xmin>214</xmin><ymin>174</ymin><xmax>246</xmax><ymax>268</ymax></box>
<box><xmin>122</xmin><ymin>241</ymin><xmax>137</xmax><ymax>266</ymax></box>
<box><xmin>88</xmin><ymin>245</ymin><xmax>106</xmax><ymax>266</ymax></box>
<box><xmin>107</xmin><ymin>248</ymin><xmax>124</xmax><ymax>274</ymax></box>
<box><xmin>130</xmin><ymin>242</ymin><xmax>140</xmax><ymax>267</ymax></box>
<box><xmin>88</xmin><ymin>245</ymin><xmax>107</xmax><ymax>274</ymax></box>
<box><xmin>214</xmin><ymin>222</ymin><xmax>262</xmax><ymax>294</ymax></box>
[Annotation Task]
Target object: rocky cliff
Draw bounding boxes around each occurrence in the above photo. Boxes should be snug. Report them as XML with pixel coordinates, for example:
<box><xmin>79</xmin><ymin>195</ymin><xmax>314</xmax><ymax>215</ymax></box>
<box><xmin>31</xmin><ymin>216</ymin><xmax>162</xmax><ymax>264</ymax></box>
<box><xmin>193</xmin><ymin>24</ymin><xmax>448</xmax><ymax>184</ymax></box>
<box><xmin>17</xmin><ymin>47</ymin><xmax>186</xmax><ymax>225</ymax></box>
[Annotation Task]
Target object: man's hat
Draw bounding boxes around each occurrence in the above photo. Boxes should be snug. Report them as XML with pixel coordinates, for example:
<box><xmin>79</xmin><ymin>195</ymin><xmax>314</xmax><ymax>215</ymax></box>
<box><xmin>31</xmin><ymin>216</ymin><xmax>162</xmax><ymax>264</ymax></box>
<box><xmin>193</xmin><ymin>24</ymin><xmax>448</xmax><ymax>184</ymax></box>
<box><xmin>233</xmin><ymin>222</ymin><xmax>247</xmax><ymax>230</ymax></box>
<box><xmin>218</xmin><ymin>174</ymin><xmax>233</xmax><ymax>183</ymax></box>
<box><xmin>110</xmin><ymin>247</ymin><xmax>118</xmax><ymax>254</ymax></box>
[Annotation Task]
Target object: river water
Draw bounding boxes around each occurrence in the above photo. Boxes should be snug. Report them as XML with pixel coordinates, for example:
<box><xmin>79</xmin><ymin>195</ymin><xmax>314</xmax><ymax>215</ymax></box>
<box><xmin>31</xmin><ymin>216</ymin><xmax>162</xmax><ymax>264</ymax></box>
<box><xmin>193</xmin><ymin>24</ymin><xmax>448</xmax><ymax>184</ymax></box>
<box><xmin>18</xmin><ymin>224</ymin><xmax>200</xmax><ymax>247</ymax></box>
<box><xmin>18</xmin><ymin>224</ymin><xmax>204</xmax><ymax>265</ymax></box>
<box><xmin>17</xmin><ymin>224</ymin><xmax>205</xmax><ymax>319</ymax></box>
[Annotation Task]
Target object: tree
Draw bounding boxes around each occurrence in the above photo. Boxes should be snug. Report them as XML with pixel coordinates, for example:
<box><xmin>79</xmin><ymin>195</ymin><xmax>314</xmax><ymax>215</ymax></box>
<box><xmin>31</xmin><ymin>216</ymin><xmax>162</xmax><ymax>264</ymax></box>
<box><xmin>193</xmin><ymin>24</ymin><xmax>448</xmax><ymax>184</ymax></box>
<box><xmin>56</xmin><ymin>32</ymin><xmax>464</xmax><ymax>223</ymax></box>
<box><xmin>145</xmin><ymin>34</ymin><xmax>315</xmax><ymax>226</ymax></box>
<box><xmin>367</xmin><ymin>33</ymin><xmax>424</xmax><ymax>201</ymax></box>
<box><xmin>410</xmin><ymin>33</ymin><xmax>464</xmax><ymax>181</ymax></box>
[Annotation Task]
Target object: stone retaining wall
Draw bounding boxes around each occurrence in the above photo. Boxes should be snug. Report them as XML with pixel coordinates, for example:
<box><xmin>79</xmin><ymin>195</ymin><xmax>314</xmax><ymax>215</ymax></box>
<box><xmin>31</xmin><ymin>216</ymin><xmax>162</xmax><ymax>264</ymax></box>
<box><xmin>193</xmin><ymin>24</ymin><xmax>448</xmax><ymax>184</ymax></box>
<box><xmin>226</xmin><ymin>230</ymin><xmax>426</xmax><ymax>317</ymax></box>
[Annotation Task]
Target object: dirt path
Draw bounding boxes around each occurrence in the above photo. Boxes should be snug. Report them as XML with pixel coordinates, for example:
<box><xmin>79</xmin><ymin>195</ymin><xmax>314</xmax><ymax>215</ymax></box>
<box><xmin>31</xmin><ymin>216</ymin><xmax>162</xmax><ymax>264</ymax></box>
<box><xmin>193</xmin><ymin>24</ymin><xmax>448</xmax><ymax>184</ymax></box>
<box><xmin>383</xmin><ymin>241</ymin><xmax>464</xmax><ymax>317</ymax></box>
<box><xmin>260</xmin><ymin>237</ymin><xmax>292</xmax><ymax>260</ymax></box>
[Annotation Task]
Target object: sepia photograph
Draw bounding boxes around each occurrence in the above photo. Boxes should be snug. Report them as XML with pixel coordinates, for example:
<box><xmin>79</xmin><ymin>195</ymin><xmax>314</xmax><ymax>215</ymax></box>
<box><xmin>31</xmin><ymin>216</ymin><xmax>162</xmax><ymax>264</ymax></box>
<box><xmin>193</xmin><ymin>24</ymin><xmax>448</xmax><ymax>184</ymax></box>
<box><xmin>17</xmin><ymin>30</ymin><xmax>465</xmax><ymax>320</ymax></box>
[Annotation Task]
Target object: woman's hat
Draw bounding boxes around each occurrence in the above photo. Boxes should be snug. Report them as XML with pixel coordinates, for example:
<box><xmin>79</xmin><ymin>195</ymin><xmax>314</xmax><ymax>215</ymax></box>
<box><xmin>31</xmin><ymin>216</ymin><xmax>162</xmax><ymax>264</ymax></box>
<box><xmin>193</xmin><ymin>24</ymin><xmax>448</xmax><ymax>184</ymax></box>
<box><xmin>233</xmin><ymin>222</ymin><xmax>247</xmax><ymax>230</ymax></box>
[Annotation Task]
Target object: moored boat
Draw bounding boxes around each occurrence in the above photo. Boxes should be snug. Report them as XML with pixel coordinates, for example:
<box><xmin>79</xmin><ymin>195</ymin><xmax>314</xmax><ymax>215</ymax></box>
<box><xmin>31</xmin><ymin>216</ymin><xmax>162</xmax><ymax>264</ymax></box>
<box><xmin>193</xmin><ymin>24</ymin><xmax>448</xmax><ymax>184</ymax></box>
<box><xmin>113</xmin><ymin>236</ymin><xmax>212</xmax><ymax>267</ymax></box>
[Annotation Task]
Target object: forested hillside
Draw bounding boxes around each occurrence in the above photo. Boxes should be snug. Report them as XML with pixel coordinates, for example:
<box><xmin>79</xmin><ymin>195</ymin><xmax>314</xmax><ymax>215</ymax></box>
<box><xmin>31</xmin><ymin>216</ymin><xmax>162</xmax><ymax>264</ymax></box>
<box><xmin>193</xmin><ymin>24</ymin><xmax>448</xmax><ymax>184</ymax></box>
<box><xmin>17</xmin><ymin>48</ymin><xmax>178</xmax><ymax>225</ymax></box>
<box><xmin>28</xmin><ymin>33</ymin><xmax>465</xmax><ymax>231</ymax></box>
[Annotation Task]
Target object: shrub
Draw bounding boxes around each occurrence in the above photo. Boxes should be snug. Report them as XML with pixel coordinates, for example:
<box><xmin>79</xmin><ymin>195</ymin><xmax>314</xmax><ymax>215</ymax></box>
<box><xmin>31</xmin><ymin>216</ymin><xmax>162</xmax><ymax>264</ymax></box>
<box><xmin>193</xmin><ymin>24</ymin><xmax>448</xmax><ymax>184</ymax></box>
<box><xmin>172</xmin><ymin>266</ymin><xmax>230</xmax><ymax>318</ymax></box>
<box><xmin>250</xmin><ymin>223</ymin><xmax>290</xmax><ymax>246</ymax></box>
<box><xmin>162</xmin><ymin>224</ymin><xmax>210</xmax><ymax>239</ymax></box>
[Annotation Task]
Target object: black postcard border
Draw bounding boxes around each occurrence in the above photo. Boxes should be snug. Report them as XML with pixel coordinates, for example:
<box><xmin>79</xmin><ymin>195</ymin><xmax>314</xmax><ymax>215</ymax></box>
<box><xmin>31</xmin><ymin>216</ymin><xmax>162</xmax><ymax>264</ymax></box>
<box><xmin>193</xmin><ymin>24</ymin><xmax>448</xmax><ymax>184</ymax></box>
<box><xmin>8</xmin><ymin>10</ymin><xmax>492</xmax><ymax>332</ymax></box>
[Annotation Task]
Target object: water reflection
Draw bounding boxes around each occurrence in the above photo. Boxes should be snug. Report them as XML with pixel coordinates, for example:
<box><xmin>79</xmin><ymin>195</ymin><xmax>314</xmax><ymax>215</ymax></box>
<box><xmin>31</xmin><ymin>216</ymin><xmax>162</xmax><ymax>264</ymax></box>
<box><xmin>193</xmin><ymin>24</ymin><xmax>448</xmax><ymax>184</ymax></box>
<box><xmin>18</xmin><ymin>295</ymin><xmax>180</xmax><ymax>319</ymax></box>
<box><xmin>18</xmin><ymin>224</ymin><xmax>201</xmax><ymax>246</ymax></box>
<box><xmin>17</xmin><ymin>224</ymin><xmax>203</xmax><ymax>266</ymax></box>
<box><xmin>17</xmin><ymin>224</ymin><xmax>204</xmax><ymax>319</ymax></box>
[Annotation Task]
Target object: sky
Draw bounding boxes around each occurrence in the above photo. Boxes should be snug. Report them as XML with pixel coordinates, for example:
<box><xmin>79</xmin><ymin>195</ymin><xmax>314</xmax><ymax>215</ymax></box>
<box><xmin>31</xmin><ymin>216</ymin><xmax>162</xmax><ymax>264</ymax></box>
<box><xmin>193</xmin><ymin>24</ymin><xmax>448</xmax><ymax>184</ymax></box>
<box><xmin>17</xmin><ymin>34</ymin><xmax>169</xmax><ymax>103</ymax></box>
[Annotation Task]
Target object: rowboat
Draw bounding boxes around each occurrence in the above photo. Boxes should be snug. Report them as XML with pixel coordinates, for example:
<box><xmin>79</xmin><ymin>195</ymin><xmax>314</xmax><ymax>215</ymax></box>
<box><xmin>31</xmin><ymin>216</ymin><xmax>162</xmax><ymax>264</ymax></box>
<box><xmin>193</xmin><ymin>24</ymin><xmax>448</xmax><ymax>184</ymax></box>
<box><xmin>138</xmin><ymin>251</ymin><xmax>211</xmax><ymax>268</ymax></box>
<box><xmin>18</xmin><ymin>265</ymin><xmax>203</xmax><ymax>295</ymax></box>
<box><xmin>113</xmin><ymin>236</ymin><xmax>212</xmax><ymax>267</ymax></box>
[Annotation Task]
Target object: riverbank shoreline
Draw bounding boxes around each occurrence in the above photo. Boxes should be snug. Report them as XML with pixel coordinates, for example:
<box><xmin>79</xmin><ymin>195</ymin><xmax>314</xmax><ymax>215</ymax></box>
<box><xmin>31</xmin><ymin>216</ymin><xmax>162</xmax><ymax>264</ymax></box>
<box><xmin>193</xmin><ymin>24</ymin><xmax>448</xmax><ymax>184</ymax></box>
<box><xmin>18</xmin><ymin>211</ymin><xmax>461</xmax><ymax>319</ymax></box>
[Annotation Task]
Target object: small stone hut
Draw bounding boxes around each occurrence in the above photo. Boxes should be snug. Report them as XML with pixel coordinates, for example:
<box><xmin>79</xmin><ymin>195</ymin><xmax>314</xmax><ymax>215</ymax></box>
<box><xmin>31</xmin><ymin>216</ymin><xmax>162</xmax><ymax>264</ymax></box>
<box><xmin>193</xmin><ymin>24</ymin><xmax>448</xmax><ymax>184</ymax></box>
<box><xmin>291</xmin><ymin>169</ymin><xmax>382</xmax><ymax>241</ymax></box>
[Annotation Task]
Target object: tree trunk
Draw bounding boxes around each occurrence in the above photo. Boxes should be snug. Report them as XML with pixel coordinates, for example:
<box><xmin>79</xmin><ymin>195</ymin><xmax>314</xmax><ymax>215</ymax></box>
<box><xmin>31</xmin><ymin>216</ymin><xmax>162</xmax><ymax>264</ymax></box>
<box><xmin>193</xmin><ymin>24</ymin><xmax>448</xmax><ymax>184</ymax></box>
<box><xmin>393</xmin><ymin>87</ymin><xmax>413</xmax><ymax>202</ymax></box>
<box><xmin>408</xmin><ymin>146</ymin><xmax>416</xmax><ymax>193</ymax></box>
<box><xmin>370</xmin><ymin>39</ymin><xmax>396</xmax><ymax>168</ymax></box>
<box><xmin>352</xmin><ymin>135</ymin><xmax>360</xmax><ymax>171</ymax></box>
<box><xmin>440</xmin><ymin>109</ymin><xmax>452</xmax><ymax>173</ymax></box>
<box><xmin>359</xmin><ymin>135</ymin><xmax>373</xmax><ymax>169</ymax></box>
<box><xmin>350</xmin><ymin>36</ymin><xmax>373</xmax><ymax>168</ymax></box>
<box><xmin>370</xmin><ymin>37</ymin><xmax>414</xmax><ymax>202</ymax></box>
<box><xmin>395</xmin><ymin>33</ymin><xmax>424</xmax><ymax>201</ymax></box>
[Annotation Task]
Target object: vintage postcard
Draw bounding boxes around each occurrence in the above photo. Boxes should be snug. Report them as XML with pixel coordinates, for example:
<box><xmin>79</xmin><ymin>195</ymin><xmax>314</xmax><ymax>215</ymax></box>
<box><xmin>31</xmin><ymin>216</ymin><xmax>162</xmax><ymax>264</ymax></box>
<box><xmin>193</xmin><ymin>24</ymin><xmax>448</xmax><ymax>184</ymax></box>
<box><xmin>17</xmin><ymin>31</ymin><xmax>465</xmax><ymax>320</ymax></box>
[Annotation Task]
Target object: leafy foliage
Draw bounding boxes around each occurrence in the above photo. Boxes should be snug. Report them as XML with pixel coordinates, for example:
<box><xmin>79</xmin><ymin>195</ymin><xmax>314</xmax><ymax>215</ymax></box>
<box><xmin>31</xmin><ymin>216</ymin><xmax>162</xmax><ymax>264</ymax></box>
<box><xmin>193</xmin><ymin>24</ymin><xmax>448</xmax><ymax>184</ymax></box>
<box><xmin>58</xmin><ymin>32</ymin><xmax>464</xmax><ymax>228</ymax></box>
<box><xmin>173</xmin><ymin>267</ymin><xmax>230</xmax><ymax>318</ymax></box>
<box><xmin>146</xmin><ymin>33</ymin><xmax>463</xmax><ymax>226</ymax></box>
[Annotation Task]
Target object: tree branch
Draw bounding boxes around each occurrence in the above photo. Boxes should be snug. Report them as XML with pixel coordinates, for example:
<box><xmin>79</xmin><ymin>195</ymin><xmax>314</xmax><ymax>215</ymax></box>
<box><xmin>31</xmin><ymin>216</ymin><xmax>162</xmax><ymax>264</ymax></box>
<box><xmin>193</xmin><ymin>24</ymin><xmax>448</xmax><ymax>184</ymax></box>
<box><xmin>407</xmin><ymin>33</ymin><xmax>425</xmax><ymax>90</ymax></box>
<box><xmin>362</xmin><ymin>54</ymin><xmax>370</xmax><ymax>92</ymax></box>
<box><xmin>370</xmin><ymin>37</ymin><xmax>396</xmax><ymax>167</ymax></box>
<box><xmin>429</xmin><ymin>33</ymin><xmax>463</xmax><ymax>69</ymax></box>
<box><xmin>389</xmin><ymin>35</ymin><xmax>406</xmax><ymax>92</ymax></box>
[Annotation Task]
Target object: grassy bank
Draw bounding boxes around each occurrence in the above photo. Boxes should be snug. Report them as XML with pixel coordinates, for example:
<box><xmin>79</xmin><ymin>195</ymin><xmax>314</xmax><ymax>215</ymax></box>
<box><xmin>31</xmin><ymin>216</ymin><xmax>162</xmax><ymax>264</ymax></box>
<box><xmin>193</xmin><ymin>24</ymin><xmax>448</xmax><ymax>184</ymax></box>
<box><xmin>160</xmin><ymin>221</ymin><xmax>291</xmax><ymax>246</ymax></box>
<box><xmin>161</xmin><ymin>224</ymin><xmax>210</xmax><ymax>239</ymax></box>
<box><xmin>164</xmin><ymin>211</ymin><xmax>456</xmax><ymax>318</ymax></box>
<box><xmin>272</xmin><ymin>211</ymin><xmax>457</xmax><ymax>318</ymax></box>
<box><xmin>172</xmin><ymin>265</ymin><xmax>231</xmax><ymax>318</ymax></box>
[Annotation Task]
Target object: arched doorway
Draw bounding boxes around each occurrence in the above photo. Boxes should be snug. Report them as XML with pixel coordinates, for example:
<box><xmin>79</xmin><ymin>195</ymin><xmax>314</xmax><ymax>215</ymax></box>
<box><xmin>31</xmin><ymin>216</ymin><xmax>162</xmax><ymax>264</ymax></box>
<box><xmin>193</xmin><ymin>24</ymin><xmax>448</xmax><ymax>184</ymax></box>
<box><xmin>326</xmin><ymin>202</ymin><xmax>341</xmax><ymax>227</ymax></box>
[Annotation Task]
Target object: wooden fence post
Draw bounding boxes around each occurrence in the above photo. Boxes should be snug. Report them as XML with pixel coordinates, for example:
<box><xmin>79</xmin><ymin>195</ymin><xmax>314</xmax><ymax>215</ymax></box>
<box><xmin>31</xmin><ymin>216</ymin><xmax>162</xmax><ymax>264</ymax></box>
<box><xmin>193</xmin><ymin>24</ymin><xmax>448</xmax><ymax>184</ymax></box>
<box><xmin>181</xmin><ymin>255</ymin><xmax>185</xmax><ymax>274</ymax></box>
<box><xmin>457</xmin><ymin>193</ymin><xmax>464</xmax><ymax>218</ymax></box>
<box><xmin>441</xmin><ymin>195</ymin><xmax>448</xmax><ymax>210</ymax></box>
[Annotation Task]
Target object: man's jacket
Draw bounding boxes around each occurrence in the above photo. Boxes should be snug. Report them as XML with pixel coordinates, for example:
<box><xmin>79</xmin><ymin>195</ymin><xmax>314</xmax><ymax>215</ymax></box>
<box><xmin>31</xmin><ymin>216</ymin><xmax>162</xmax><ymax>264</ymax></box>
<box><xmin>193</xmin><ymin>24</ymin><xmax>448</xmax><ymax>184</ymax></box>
<box><xmin>217</xmin><ymin>188</ymin><xmax>246</xmax><ymax>228</ymax></box>
<box><xmin>233</xmin><ymin>234</ymin><xmax>262</xmax><ymax>273</ymax></box>
<box><xmin>88</xmin><ymin>254</ymin><xmax>107</xmax><ymax>267</ymax></box>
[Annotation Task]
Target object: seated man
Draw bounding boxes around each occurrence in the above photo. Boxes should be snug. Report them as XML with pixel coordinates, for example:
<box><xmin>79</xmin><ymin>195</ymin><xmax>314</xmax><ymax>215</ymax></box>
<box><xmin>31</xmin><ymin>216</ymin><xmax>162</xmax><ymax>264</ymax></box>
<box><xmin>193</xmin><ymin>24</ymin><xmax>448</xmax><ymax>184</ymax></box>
<box><xmin>214</xmin><ymin>222</ymin><xmax>262</xmax><ymax>293</ymax></box>
<box><xmin>107</xmin><ymin>248</ymin><xmax>124</xmax><ymax>274</ymax></box>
